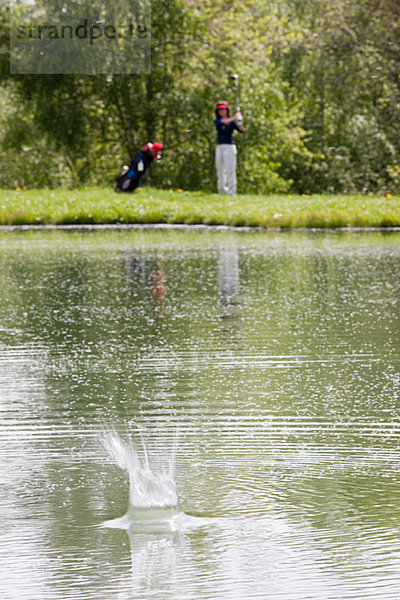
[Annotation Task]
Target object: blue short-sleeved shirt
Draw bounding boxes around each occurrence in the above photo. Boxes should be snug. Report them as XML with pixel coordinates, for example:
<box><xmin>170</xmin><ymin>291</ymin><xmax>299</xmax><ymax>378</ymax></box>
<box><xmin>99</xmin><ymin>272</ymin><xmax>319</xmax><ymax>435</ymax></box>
<box><xmin>214</xmin><ymin>118</ymin><xmax>241</xmax><ymax>145</ymax></box>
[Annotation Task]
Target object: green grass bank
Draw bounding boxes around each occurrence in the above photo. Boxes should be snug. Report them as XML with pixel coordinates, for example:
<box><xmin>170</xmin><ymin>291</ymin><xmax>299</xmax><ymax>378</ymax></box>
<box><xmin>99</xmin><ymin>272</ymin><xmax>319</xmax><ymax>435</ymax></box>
<box><xmin>1</xmin><ymin>187</ymin><xmax>400</xmax><ymax>228</ymax></box>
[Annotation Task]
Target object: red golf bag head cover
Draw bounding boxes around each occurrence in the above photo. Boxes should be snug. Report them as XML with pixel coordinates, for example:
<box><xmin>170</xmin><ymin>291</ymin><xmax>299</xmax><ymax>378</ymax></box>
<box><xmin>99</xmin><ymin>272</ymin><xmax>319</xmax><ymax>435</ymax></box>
<box><xmin>142</xmin><ymin>142</ymin><xmax>164</xmax><ymax>159</ymax></box>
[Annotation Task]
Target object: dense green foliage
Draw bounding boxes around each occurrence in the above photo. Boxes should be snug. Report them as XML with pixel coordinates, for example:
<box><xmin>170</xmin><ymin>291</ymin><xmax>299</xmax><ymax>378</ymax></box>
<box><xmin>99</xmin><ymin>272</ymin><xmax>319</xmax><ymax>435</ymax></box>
<box><xmin>1</xmin><ymin>1</ymin><xmax>400</xmax><ymax>194</ymax></box>
<box><xmin>1</xmin><ymin>188</ymin><xmax>399</xmax><ymax>228</ymax></box>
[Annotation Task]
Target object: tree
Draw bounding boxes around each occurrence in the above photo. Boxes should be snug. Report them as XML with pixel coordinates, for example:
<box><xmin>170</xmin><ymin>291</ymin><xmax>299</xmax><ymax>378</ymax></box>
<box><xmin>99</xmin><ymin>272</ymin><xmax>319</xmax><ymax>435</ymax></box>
<box><xmin>279</xmin><ymin>0</ymin><xmax>400</xmax><ymax>193</ymax></box>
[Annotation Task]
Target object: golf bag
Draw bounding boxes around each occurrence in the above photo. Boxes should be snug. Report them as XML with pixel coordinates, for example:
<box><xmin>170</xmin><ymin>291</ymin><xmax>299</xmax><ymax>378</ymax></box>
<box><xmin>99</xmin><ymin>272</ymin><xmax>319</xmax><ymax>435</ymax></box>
<box><xmin>115</xmin><ymin>142</ymin><xmax>163</xmax><ymax>192</ymax></box>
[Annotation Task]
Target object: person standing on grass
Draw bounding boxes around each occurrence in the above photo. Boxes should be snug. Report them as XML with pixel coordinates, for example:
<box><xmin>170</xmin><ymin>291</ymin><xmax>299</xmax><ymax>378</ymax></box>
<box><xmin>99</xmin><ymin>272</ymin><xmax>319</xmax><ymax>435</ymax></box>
<box><xmin>214</xmin><ymin>101</ymin><xmax>244</xmax><ymax>195</ymax></box>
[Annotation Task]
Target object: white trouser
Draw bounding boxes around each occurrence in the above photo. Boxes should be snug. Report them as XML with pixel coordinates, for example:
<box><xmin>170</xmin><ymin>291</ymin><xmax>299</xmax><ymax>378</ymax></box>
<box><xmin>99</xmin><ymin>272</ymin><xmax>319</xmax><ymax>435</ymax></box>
<box><xmin>215</xmin><ymin>144</ymin><xmax>237</xmax><ymax>195</ymax></box>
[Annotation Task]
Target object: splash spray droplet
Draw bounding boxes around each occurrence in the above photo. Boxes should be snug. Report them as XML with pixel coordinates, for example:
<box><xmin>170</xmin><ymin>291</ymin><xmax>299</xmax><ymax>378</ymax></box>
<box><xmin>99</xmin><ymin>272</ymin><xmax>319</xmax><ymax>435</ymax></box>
<box><xmin>101</xmin><ymin>428</ymin><xmax>178</xmax><ymax>515</ymax></box>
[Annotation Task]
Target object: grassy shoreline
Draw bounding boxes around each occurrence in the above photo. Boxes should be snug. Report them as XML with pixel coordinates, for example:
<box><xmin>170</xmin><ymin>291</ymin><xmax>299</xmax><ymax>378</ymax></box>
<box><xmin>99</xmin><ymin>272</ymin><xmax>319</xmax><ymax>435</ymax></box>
<box><xmin>0</xmin><ymin>187</ymin><xmax>399</xmax><ymax>228</ymax></box>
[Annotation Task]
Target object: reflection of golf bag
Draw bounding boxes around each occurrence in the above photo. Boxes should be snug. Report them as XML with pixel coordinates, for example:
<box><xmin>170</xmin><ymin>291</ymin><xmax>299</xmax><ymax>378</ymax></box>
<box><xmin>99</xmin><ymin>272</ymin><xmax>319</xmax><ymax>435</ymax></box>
<box><xmin>115</xmin><ymin>142</ymin><xmax>163</xmax><ymax>192</ymax></box>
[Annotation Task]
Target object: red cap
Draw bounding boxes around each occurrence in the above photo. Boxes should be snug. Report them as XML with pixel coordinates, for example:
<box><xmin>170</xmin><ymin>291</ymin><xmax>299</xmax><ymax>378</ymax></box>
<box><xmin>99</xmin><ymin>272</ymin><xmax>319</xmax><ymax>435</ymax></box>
<box><xmin>216</xmin><ymin>102</ymin><xmax>229</xmax><ymax>110</ymax></box>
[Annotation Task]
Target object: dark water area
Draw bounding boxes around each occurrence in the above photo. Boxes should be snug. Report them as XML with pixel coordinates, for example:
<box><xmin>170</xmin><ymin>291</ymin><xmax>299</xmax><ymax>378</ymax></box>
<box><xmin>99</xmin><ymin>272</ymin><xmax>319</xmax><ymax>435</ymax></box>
<box><xmin>1</xmin><ymin>228</ymin><xmax>400</xmax><ymax>599</ymax></box>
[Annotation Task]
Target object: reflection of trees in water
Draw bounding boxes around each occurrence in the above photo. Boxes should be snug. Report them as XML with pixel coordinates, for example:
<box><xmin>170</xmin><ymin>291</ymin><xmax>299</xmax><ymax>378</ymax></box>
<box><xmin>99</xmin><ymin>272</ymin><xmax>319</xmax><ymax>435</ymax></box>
<box><xmin>2</xmin><ymin>254</ymin><xmax>93</xmax><ymax>345</ymax></box>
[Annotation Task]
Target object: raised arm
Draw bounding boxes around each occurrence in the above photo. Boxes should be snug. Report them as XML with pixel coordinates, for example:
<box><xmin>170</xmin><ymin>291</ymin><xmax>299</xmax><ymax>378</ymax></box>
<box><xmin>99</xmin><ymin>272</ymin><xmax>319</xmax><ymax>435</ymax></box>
<box><xmin>222</xmin><ymin>111</ymin><xmax>244</xmax><ymax>131</ymax></box>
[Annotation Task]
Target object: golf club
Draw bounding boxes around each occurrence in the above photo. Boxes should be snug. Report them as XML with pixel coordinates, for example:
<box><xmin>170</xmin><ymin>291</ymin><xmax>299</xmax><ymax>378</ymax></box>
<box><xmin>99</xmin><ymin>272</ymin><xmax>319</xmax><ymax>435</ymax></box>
<box><xmin>230</xmin><ymin>73</ymin><xmax>241</xmax><ymax>112</ymax></box>
<box><xmin>230</xmin><ymin>73</ymin><xmax>243</xmax><ymax>125</ymax></box>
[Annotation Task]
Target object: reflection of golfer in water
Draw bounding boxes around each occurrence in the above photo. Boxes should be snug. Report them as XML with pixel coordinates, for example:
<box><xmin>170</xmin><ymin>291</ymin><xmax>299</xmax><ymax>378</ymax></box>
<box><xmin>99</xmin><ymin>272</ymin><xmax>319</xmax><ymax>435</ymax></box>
<box><xmin>214</xmin><ymin>101</ymin><xmax>244</xmax><ymax>195</ymax></box>
<box><xmin>218</xmin><ymin>244</ymin><xmax>239</xmax><ymax>313</ymax></box>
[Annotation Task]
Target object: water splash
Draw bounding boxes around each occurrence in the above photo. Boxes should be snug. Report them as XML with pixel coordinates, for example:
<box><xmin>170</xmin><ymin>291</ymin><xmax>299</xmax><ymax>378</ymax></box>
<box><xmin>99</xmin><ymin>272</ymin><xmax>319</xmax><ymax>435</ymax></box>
<box><xmin>100</xmin><ymin>428</ymin><xmax>211</xmax><ymax>532</ymax></box>
<box><xmin>101</xmin><ymin>428</ymin><xmax>178</xmax><ymax>511</ymax></box>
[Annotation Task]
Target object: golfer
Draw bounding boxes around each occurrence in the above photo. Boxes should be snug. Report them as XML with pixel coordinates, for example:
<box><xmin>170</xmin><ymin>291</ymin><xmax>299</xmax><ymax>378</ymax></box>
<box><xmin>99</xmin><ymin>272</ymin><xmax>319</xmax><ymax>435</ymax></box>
<box><xmin>214</xmin><ymin>101</ymin><xmax>244</xmax><ymax>195</ymax></box>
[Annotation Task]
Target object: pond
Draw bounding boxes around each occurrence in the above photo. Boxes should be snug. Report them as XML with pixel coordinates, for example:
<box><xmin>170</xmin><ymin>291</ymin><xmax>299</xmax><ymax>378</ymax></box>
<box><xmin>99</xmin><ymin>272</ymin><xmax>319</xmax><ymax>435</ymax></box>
<box><xmin>1</xmin><ymin>227</ymin><xmax>400</xmax><ymax>600</ymax></box>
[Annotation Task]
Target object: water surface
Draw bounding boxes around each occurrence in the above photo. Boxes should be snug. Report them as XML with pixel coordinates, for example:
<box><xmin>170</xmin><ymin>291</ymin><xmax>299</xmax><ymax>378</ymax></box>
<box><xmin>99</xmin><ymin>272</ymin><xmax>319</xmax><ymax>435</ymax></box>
<box><xmin>1</xmin><ymin>228</ymin><xmax>400</xmax><ymax>599</ymax></box>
